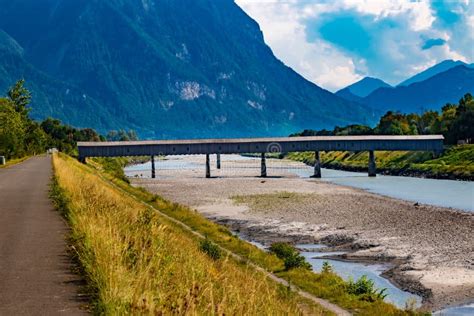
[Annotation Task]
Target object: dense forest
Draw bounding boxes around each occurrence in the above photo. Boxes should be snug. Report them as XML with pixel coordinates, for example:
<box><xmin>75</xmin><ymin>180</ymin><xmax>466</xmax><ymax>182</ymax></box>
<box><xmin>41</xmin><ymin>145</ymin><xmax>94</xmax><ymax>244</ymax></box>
<box><xmin>0</xmin><ymin>80</ymin><xmax>139</xmax><ymax>160</ymax></box>
<box><xmin>292</xmin><ymin>93</ymin><xmax>474</xmax><ymax>144</ymax></box>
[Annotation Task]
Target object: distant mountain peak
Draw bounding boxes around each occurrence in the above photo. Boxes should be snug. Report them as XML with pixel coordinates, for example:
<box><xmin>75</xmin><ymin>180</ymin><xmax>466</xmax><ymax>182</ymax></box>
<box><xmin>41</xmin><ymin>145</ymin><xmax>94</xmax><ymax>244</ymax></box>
<box><xmin>398</xmin><ymin>59</ymin><xmax>471</xmax><ymax>87</ymax></box>
<box><xmin>362</xmin><ymin>65</ymin><xmax>474</xmax><ymax>113</ymax></box>
<box><xmin>336</xmin><ymin>76</ymin><xmax>391</xmax><ymax>101</ymax></box>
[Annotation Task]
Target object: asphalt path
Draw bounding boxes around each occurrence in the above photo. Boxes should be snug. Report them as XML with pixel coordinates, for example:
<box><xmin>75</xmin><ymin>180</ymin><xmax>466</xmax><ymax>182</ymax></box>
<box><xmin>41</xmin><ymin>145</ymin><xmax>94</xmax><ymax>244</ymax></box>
<box><xmin>0</xmin><ymin>156</ymin><xmax>87</xmax><ymax>315</ymax></box>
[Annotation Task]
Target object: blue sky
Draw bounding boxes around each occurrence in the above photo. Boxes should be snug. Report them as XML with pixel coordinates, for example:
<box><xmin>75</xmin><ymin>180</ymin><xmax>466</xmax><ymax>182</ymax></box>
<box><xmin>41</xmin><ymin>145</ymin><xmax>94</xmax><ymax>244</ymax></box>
<box><xmin>236</xmin><ymin>0</ymin><xmax>474</xmax><ymax>91</ymax></box>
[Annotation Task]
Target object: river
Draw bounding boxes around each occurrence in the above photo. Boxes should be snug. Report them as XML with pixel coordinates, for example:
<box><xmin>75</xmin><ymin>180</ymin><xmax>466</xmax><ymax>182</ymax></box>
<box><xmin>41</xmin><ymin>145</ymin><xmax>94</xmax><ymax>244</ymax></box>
<box><xmin>126</xmin><ymin>155</ymin><xmax>474</xmax><ymax>212</ymax></box>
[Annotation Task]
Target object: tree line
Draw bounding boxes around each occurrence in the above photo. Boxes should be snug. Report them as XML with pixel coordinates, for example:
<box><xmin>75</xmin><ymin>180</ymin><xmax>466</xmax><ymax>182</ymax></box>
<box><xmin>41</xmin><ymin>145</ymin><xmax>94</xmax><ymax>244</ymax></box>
<box><xmin>292</xmin><ymin>93</ymin><xmax>474</xmax><ymax>145</ymax></box>
<box><xmin>0</xmin><ymin>80</ymin><xmax>138</xmax><ymax>159</ymax></box>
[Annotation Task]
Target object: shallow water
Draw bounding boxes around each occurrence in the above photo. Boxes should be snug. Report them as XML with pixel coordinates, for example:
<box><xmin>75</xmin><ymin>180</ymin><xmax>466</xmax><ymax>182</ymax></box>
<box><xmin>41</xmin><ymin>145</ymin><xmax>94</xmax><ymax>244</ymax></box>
<box><xmin>300</xmin><ymin>251</ymin><xmax>421</xmax><ymax>309</ymax></box>
<box><xmin>232</xmin><ymin>238</ymin><xmax>421</xmax><ymax>309</ymax></box>
<box><xmin>292</xmin><ymin>167</ymin><xmax>474</xmax><ymax>212</ymax></box>
<box><xmin>434</xmin><ymin>303</ymin><xmax>474</xmax><ymax>316</ymax></box>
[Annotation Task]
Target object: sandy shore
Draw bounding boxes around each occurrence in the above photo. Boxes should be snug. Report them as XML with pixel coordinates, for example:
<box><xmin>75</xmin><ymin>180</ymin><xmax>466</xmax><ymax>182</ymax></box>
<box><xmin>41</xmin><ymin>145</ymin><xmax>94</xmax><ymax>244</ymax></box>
<box><xmin>127</xmin><ymin>155</ymin><xmax>474</xmax><ymax>311</ymax></box>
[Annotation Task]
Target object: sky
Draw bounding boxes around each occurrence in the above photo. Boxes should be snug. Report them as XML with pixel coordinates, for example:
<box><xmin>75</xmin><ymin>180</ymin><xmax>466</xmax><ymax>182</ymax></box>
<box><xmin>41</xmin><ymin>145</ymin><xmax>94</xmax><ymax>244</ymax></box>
<box><xmin>235</xmin><ymin>0</ymin><xmax>474</xmax><ymax>92</ymax></box>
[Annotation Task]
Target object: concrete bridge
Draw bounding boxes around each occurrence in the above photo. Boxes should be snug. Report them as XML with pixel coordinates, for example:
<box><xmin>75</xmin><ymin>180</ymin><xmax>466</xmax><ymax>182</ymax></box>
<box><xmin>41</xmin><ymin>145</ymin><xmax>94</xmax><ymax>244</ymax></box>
<box><xmin>78</xmin><ymin>135</ymin><xmax>444</xmax><ymax>178</ymax></box>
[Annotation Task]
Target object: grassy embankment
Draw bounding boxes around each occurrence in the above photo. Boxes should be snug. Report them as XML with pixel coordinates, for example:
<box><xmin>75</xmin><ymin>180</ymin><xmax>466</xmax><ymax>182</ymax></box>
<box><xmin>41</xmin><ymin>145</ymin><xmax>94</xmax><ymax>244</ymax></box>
<box><xmin>52</xmin><ymin>153</ymin><xmax>329</xmax><ymax>314</ymax></box>
<box><xmin>287</xmin><ymin>145</ymin><xmax>474</xmax><ymax>180</ymax></box>
<box><xmin>83</xmin><ymin>156</ymin><xmax>428</xmax><ymax>316</ymax></box>
<box><xmin>0</xmin><ymin>155</ymin><xmax>31</xmax><ymax>168</ymax></box>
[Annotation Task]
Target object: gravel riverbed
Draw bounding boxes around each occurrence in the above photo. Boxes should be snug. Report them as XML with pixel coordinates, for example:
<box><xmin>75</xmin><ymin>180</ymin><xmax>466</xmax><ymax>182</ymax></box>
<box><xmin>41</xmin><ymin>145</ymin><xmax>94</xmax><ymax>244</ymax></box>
<box><xmin>127</xmin><ymin>155</ymin><xmax>474</xmax><ymax>311</ymax></box>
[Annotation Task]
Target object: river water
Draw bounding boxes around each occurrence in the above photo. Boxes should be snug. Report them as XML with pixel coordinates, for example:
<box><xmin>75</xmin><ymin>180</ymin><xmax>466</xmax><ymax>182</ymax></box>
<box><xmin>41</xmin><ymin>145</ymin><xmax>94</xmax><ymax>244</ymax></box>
<box><xmin>293</xmin><ymin>168</ymin><xmax>474</xmax><ymax>212</ymax></box>
<box><xmin>125</xmin><ymin>155</ymin><xmax>474</xmax><ymax>312</ymax></box>
<box><xmin>126</xmin><ymin>155</ymin><xmax>473</xmax><ymax>211</ymax></box>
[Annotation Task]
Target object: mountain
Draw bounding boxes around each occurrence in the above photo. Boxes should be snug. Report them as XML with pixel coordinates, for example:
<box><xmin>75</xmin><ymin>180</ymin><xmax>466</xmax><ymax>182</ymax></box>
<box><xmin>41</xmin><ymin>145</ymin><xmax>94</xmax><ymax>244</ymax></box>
<box><xmin>362</xmin><ymin>65</ymin><xmax>474</xmax><ymax>113</ymax></box>
<box><xmin>0</xmin><ymin>0</ymin><xmax>373</xmax><ymax>139</ymax></box>
<box><xmin>0</xmin><ymin>30</ymin><xmax>114</xmax><ymax>128</ymax></box>
<box><xmin>398</xmin><ymin>60</ymin><xmax>473</xmax><ymax>87</ymax></box>
<box><xmin>336</xmin><ymin>77</ymin><xmax>391</xmax><ymax>102</ymax></box>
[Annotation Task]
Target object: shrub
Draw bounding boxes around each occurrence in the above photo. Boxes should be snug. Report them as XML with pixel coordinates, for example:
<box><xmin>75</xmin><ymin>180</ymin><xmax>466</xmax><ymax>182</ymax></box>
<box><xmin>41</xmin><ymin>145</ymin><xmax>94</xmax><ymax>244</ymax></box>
<box><xmin>347</xmin><ymin>275</ymin><xmax>388</xmax><ymax>301</ymax></box>
<box><xmin>199</xmin><ymin>238</ymin><xmax>222</xmax><ymax>260</ymax></box>
<box><xmin>321</xmin><ymin>261</ymin><xmax>333</xmax><ymax>274</ymax></box>
<box><xmin>269</xmin><ymin>242</ymin><xmax>295</xmax><ymax>259</ymax></box>
<box><xmin>269</xmin><ymin>242</ymin><xmax>311</xmax><ymax>271</ymax></box>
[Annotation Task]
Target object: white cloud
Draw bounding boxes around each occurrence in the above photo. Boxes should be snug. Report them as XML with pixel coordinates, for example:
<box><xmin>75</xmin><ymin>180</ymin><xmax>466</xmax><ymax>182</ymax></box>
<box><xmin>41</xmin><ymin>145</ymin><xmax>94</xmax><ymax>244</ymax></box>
<box><xmin>340</xmin><ymin>0</ymin><xmax>435</xmax><ymax>31</ymax></box>
<box><xmin>236</xmin><ymin>0</ymin><xmax>362</xmax><ymax>91</ymax></box>
<box><xmin>236</xmin><ymin>0</ymin><xmax>473</xmax><ymax>90</ymax></box>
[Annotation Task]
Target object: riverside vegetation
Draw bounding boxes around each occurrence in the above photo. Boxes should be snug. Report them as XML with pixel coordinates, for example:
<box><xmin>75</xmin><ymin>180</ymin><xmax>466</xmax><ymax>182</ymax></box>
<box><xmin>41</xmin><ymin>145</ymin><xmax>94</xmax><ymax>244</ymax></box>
<box><xmin>287</xmin><ymin>145</ymin><xmax>473</xmax><ymax>180</ymax></box>
<box><xmin>60</xmin><ymin>155</ymin><xmax>429</xmax><ymax>315</ymax></box>
<box><xmin>288</xmin><ymin>93</ymin><xmax>474</xmax><ymax>180</ymax></box>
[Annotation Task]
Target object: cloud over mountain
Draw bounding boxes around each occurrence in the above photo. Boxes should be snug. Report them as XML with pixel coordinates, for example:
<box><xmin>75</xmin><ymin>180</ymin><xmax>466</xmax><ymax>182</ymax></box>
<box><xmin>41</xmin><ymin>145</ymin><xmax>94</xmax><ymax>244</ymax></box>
<box><xmin>236</xmin><ymin>0</ymin><xmax>474</xmax><ymax>91</ymax></box>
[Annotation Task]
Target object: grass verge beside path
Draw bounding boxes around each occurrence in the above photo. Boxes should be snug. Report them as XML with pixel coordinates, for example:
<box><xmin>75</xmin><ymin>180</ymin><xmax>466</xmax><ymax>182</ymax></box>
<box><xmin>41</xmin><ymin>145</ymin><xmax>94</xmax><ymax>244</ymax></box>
<box><xmin>287</xmin><ymin>145</ymin><xmax>473</xmax><ymax>180</ymax></box>
<box><xmin>51</xmin><ymin>153</ymin><xmax>328</xmax><ymax>315</ymax></box>
<box><xmin>88</xmin><ymin>157</ymin><xmax>429</xmax><ymax>316</ymax></box>
<box><xmin>0</xmin><ymin>156</ymin><xmax>31</xmax><ymax>168</ymax></box>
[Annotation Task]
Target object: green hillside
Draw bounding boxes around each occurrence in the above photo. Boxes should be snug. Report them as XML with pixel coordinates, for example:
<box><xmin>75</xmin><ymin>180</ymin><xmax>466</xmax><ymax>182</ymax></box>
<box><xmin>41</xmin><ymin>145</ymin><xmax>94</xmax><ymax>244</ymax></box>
<box><xmin>0</xmin><ymin>0</ymin><xmax>374</xmax><ymax>138</ymax></box>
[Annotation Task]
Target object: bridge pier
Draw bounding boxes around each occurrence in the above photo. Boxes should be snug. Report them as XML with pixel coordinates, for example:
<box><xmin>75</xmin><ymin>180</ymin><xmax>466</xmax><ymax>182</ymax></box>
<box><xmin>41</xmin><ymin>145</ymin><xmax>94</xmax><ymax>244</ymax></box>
<box><xmin>206</xmin><ymin>154</ymin><xmax>211</xmax><ymax>178</ymax></box>
<box><xmin>260</xmin><ymin>153</ymin><xmax>267</xmax><ymax>177</ymax></box>
<box><xmin>217</xmin><ymin>153</ymin><xmax>221</xmax><ymax>169</ymax></box>
<box><xmin>311</xmin><ymin>151</ymin><xmax>321</xmax><ymax>178</ymax></box>
<box><xmin>151</xmin><ymin>155</ymin><xmax>156</xmax><ymax>179</ymax></box>
<box><xmin>368</xmin><ymin>150</ymin><xmax>376</xmax><ymax>177</ymax></box>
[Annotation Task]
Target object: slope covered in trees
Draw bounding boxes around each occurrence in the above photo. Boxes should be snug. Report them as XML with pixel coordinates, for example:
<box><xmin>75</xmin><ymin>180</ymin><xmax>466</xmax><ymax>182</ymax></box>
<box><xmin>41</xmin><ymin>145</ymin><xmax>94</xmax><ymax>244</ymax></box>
<box><xmin>292</xmin><ymin>93</ymin><xmax>474</xmax><ymax>145</ymax></box>
<box><xmin>0</xmin><ymin>0</ymin><xmax>373</xmax><ymax>138</ymax></box>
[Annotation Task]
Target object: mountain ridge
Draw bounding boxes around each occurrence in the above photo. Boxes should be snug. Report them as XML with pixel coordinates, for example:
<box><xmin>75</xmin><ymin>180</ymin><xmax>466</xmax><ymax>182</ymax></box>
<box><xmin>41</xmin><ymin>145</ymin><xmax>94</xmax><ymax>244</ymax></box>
<box><xmin>362</xmin><ymin>65</ymin><xmax>474</xmax><ymax>113</ymax></box>
<box><xmin>398</xmin><ymin>59</ymin><xmax>472</xmax><ymax>87</ymax></box>
<box><xmin>0</xmin><ymin>0</ymin><xmax>374</xmax><ymax>138</ymax></box>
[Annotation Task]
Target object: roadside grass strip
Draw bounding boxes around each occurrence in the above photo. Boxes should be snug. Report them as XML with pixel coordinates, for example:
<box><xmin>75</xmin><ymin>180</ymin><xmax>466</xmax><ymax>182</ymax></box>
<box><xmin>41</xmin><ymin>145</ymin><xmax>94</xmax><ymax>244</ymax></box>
<box><xmin>52</xmin><ymin>154</ymin><xmax>330</xmax><ymax>315</ymax></box>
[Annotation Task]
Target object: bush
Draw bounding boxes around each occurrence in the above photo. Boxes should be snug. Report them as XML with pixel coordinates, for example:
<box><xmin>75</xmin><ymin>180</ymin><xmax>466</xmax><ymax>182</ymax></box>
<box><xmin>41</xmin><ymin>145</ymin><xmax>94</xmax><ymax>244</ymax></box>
<box><xmin>199</xmin><ymin>238</ymin><xmax>222</xmax><ymax>260</ymax></box>
<box><xmin>269</xmin><ymin>242</ymin><xmax>311</xmax><ymax>271</ymax></box>
<box><xmin>347</xmin><ymin>275</ymin><xmax>388</xmax><ymax>301</ymax></box>
<box><xmin>321</xmin><ymin>261</ymin><xmax>333</xmax><ymax>274</ymax></box>
<box><xmin>269</xmin><ymin>242</ymin><xmax>295</xmax><ymax>259</ymax></box>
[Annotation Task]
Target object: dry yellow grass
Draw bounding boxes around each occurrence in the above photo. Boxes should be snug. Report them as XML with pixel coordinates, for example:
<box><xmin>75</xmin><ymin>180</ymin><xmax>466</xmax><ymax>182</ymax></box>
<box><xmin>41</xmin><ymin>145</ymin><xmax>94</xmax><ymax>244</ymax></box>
<box><xmin>52</xmin><ymin>154</ymin><xmax>328</xmax><ymax>315</ymax></box>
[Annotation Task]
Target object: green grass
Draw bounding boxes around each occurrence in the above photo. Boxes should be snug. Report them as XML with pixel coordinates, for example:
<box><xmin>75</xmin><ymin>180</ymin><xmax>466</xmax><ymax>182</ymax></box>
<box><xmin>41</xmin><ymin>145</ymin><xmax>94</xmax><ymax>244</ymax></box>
<box><xmin>287</xmin><ymin>145</ymin><xmax>474</xmax><ymax>180</ymax></box>
<box><xmin>87</xmin><ymin>157</ymin><xmax>430</xmax><ymax>315</ymax></box>
<box><xmin>53</xmin><ymin>154</ymin><xmax>328</xmax><ymax>315</ymax></box>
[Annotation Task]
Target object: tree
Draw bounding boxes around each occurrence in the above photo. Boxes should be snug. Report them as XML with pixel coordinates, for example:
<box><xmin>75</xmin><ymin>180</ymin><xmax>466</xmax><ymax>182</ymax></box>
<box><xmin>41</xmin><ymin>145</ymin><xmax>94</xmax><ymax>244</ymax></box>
<box><xmin>106</xmin><ymin>129</ymin><xmax>138</xmax><ymax>141</ymax></box>
<box><xmin>0</xmin><ymin>98</ymin><xmax>26</xmax><ymax>158</ymax></box>
<box><xmin>450</xmin><ymin>93</ymin><xmax>474</xmax><ymax>143</ymax></box>
<box><xmin>7</xmin><ymin>79</ymin><xmax>31</xmax><ymax>117</ymax></box>
<box><xmin>25</xmin><ymin>122</ymin><xmax>48</xmax><ymax>155</ymax></box>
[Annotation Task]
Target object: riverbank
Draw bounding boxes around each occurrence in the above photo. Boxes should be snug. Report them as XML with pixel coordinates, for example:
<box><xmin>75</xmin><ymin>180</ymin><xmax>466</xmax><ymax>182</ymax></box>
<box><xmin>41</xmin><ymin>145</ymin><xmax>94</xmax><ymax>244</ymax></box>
<box><xmin>286</xmin><ymin>145</ymin><xmax>474</xmax><ymax>181</ymax></box>
<box><xmin>127</xmin><ymin>155</ymin><xmax>474</xmax><ymax>312</ymax></box>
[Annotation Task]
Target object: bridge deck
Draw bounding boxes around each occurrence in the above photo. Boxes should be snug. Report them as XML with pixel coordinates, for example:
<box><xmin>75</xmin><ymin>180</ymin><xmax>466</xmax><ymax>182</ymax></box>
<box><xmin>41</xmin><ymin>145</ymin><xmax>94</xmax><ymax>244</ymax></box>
<box><xmin>78</xmin><ymin>135</ymin><xmax>444</xmax><ymax>158</ymax></box>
